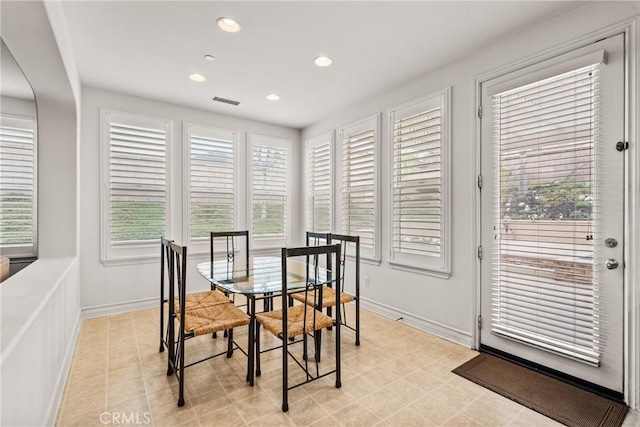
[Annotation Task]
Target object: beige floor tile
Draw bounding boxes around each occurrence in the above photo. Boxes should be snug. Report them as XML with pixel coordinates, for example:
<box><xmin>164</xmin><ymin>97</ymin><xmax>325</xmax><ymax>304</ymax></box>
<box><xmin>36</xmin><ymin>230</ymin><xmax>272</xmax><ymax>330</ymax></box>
<box><xmin>428</xmin><ymin>382</ymin><xmax>478</xmax><ymax>412</ymax></box>
<box><xmin>189</xmin><ymin>389</ymin><xmax>233</xmax><ymax>418</ymax></box>
<box><xmin>147</xmin><ymin>386</ymin><xmax>184</xmax><ymax>413</ymax></box>
<box><xmin>58</xmin><ymin>388</ymin><xmax>106</xmax><ymax>420</ymax></box>
<box><xmin>151</xmin><ymin>400</ymin><xmax>197</xmax><ymax>427</ymax></box>
<box><xmin>56</xmin><ymin>408</ymin><xmax>105</xmax><ymax>427</ymax></box>
<box><xmin>507</xmin><ymin>407</ymin><xmax>563</xmax><ymax>426</ymax></box>
<box><xmin>308</xmin><ymin>415</ymin><xmax>341</xmax><ymax>427</ymax></box>
<box><xmin>338</xmin><ymin>373</ymin><xmax>378</xmax><ymax>400</ymax></box>
<box><xmin>332</xmin><ymin>402</ymin><xmax>381</xmax><ymax>427</ymax></box>
<box><xmin>403</xmin><ymin>369</ymin><xmax>445</xmax><ymax>393</ymax></box>
<box><xmin>441</xmin><ymin>414</ymin><xmax>482</xmax><ymax>427</ymax></box>
<box><xmin>198</xmin><ymin>405</ymin><xmax>245</xmax><ymax>427</ymax></box>
<box><xmin>357</xmin><ymin>389</ymin><xmax>406</xmax><ymax>420</ymax></box>
<box><xmin>461</xmin><ymin>399</ymin><xmax>520</xmax><ymax>426</ymax></box>
<box><xmin>410</xmin><ymin>394</ymin><xmax>458</xmax><ymax>425</ymax></box>
<box><xmin>382</xmin><ymin>378</ymin><xmax>428</xmax><ymax>404</ymax></box>
<box><xmin>234</xmin><ymin>392</ymin><xmax>281</xmax><ymax>423</ymax></box>
<box><xmin>622</xmin><ymin>410</ymin><xmax>640</xmax><ymax>427</ymax></box>
<box><xmin>247</xmin><ymin>409</ymin><xmax>295</xmax><ymax>427</ymax></box>
<box><xmin>56</xmin><ymin>307</ymin><xmax>560</xmax><ymax>427</ymax></box>
<box><xmin>285</xmin><ymin>396</ymin><xmax>329</xmax><ymax>426</ymax></box>
<box><xmin>107</xmin><ymin>394</ymin><xmax>151</xmax><ymax>415</ymax></box>
<box><xmin>107</xmin><ymin>377</ymin><xmax>147</xmax><ymax>402</ymax></box>
<box><xmin>385</xmin><ymin>406</ymin><xmax>436</xmax><ymax>427</ymax></box>
<box><xmin>109</xmin><ymin>364</ymin><xmax>145</xmax><ymax>385</ymax></box>
<box><xmin>476</xmin><ymin>390</ymin><xmax>525</xmax><ymax>414</ymax></box>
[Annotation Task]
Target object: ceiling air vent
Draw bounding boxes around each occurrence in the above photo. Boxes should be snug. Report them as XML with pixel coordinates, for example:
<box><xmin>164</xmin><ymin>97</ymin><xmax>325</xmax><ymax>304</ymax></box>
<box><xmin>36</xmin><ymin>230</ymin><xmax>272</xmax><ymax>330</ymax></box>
<box><xmin>212</xmin><ymin>96</ymin><xmax>241</xmax><ymax>106</ymax></box>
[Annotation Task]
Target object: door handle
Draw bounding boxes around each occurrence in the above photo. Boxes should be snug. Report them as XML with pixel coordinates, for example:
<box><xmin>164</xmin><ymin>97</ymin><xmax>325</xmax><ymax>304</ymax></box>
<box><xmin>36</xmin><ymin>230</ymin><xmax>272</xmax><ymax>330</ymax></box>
<box><xmin>605</xmin><ymin>259</ymin><xmax>619</xmax><ymax>270</ymax></box>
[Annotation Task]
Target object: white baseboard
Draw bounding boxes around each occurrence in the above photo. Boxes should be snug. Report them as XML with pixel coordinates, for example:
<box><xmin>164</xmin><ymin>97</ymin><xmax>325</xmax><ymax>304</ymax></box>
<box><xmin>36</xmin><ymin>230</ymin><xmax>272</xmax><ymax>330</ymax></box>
<box><xmin>82</xmin><ymin>297</ymin><xmax>157</xmax><ymax>319</ymax></box>
<box><xmin>360</xmin><ymin>297</ymin><xmax>473</xmax><ymax>348</ymax></box>
<box><xmin>45</xmin><ymin>311</ymin><xmax>82</xmax><ymax>427</ymax></box>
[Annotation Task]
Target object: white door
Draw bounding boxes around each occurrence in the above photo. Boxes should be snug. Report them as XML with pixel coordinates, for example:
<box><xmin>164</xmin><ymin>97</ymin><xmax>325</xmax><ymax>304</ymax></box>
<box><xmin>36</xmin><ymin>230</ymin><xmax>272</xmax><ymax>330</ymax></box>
<box><xmin>480</xmin><ymin>34</ymin><xmax>625</xmax><ymax>393</ymax></box>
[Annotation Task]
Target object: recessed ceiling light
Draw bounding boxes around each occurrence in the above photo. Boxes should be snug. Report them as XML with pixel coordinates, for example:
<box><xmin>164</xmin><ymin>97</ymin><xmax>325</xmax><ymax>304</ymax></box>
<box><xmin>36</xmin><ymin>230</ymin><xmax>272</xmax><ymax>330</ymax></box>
<box><xmin>266</xmin><ymin>94</ymin><xmax>280</xmax><ymax>101</ymax></box>
<box><xmin>217</xmin><ymin>17</ymin><xmax>241</xmax><ymax>33</ymax></box>
<box><xmin>189</xmin><ymin>73</ymin><xmax>206</xmax><ymax>82</ymax></box>
<box><xmin>314</xmin><ymin>56</ymin><xmax>332</xmax><ymax>67</ymax></box>
<box><xmin>204</xmin><ymin>55</ymin><xmax>216</xmax><ymax>61</ymax></box>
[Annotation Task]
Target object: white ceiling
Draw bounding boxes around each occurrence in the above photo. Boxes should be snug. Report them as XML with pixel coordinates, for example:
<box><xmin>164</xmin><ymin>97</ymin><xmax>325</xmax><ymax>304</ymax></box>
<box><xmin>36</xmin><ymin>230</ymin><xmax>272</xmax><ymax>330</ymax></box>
<box><xmin>60</xmin><ymin>1</ymin><xmax>582</xmax><ymax>129</ymax></box>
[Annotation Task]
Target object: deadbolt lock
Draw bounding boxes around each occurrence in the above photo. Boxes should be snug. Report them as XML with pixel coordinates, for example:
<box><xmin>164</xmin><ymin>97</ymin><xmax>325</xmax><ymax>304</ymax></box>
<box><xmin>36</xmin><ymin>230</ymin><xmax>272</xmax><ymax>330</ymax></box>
<box><xmin>605</xmin><ymin>238</ymin><xmax>618</xmax><ymax>248</ymax></box>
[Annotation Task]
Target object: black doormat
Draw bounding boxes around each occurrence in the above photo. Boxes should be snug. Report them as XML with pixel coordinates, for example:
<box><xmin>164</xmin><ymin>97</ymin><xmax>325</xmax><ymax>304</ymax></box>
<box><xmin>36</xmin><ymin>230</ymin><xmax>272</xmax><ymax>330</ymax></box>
<box><xmin>452</xmin><ymin>354</ymin><xmax>628</xmax><ymax>427</ymax></box>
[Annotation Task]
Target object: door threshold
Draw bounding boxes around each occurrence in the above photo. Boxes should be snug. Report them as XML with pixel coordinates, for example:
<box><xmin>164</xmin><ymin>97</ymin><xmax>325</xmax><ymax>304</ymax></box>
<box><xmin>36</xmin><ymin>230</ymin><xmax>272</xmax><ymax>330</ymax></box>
<box><xmin>480</xmin><ymin>345</ymin><xmax>625</xmax><ymax>403</ymax></box>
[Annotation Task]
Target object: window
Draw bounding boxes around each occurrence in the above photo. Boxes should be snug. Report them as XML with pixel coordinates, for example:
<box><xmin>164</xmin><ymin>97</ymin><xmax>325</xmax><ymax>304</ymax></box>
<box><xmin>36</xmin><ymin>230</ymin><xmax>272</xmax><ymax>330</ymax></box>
<box><xmin>184</xmin><ymin>124</ymin><xmax>237</xmax><ymax>250</ymax></box>
<box><xmin>389</xmin><ymin>89</ymin><xmax>451</xmax><ymax>276</ymax></box>
<box><xmin>0</xmin><ymin>115</ymin><xmax>37</xmax><ymax>258</ymax></box>
<box><xmin>248</xmin><ymin>133</ymin><xmax>290</xmax><ymax>248</ymax></box>
<box><xmin>101</xmin><ymin>110</ymin><xmax>171</xmax><ymax>263</ymax></box>
<box><xmin>338</xmin><ymin>115</ymin><xmax>379</xmax><ymax>262</ymax></box>
<box><xmin>305</xmin><ymin>131</ymin><xmax>333</xmax><ymax>233</ymax></box>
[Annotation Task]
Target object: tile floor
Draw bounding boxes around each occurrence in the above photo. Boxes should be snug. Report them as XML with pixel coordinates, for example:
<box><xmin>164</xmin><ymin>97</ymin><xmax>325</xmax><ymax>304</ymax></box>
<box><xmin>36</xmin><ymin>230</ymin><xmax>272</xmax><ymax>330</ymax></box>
<box><xmin>56</xmin><ymin>304</ymin><xmax>640</xmax><ymax>427</ymax></box>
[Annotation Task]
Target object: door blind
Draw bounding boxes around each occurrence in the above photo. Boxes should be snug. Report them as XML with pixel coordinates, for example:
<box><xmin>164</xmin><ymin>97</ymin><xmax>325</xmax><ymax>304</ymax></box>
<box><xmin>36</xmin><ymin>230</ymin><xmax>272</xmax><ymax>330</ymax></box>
<box><xmin>341</xmin><ymin>128</ymin><xmax>375</xmax><ymax>249</ymax></box>
<box><xmin>0</xmin><ymin>120</ymin><xmax>36</xmax><ymax>253</ymax></box>
<box><xmin>109</xmin><ymin>121</ymin><xmax>167</xmax><ymax>243</ymax></box>
<box><xmin>392</xmin><ymin>106</ymin><xmax>442</xmax><ymax>257</ymax></box>
<box><xmin>491</xmin><ymin>63</ymin><xmax>601</xmax><ymax>365</ymax></box>
<box><xmin>188</xmin><ymin>131</ymin><xmax>235</xmax><ymax>239</ymax></box>
<box><xmin>252</xmin><ymin>143</ymin><xmax>288</xmax><ymax>239</ymax></box>
<box><xmin>305</xmin><ymin>140</ymin><xmax>332</xmax><ymax>233</ymax></box>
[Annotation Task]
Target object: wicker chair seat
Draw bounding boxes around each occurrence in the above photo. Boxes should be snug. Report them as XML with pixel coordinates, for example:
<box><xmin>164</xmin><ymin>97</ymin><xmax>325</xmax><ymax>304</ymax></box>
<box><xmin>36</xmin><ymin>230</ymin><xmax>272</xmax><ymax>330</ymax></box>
<box><xmin>291</xmin><ymin>286</ymin><xmax>354</xmax><ymax>308</ymax></box>
<box><xmin>174</xmin><ymin>290</ymin><xmax>230</xmax><ymax>312</ymax></box>
<box><xmin>178</xmin><ymin>303</ymin><xmax>250</xmax><ymax>336</ymax></box>
<box><xmin>256</xmin><ymin>304</ymin><xmax>334</xmax><ymax>339</ymax></box>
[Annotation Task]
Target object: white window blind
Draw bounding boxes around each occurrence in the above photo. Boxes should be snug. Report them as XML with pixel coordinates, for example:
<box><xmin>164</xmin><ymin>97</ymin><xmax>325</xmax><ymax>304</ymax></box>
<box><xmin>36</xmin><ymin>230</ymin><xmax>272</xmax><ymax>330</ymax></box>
<box><xmin>340</xmin><ymin>116</ymin><xmax>378</xmax><ymax>259</ymax></box>
<box><xmin>305</xmin><ymin>132</ymin><xmax>333</xmax><ymax>233</ymax></box>
<box><xmin>102</xmin><ymin>111</ymin><xmax>170</xmax><ymax>262</ymax></box>
<box><xmin>491</xmin><ymin>64</ymin><xmax>601</xmax><ymax>365</ymax></box>
<box><xmin>249</xmin><ymin>135</ymin><xmax>289</xmax><ymax>245</ymax></box>
<box><xmin>0</xmin><ymin>116</ymin><xmax>37</xmax><ymax>257</ymax></box>
<box><xmin>186</xmin><ymin>125</ymin><xmax>236</xmax><ymax>242</ymax></box>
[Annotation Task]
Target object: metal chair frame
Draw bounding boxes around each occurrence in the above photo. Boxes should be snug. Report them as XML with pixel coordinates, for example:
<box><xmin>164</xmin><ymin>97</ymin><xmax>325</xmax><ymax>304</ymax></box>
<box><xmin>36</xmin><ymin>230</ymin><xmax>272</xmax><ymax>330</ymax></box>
<box><xmin>256</xmin><ymin>244</ymin><xmax>342</xmax><ymax>412</ymax></box>
<box><xmin>293</xmin><ymin>232</ymin><xmax>361</xmax><ymax>347</ymax></box>
<box><xmin>162</xmin><ymin>238</ymin><xmax>248</xmax><ymax>407</ymax></box>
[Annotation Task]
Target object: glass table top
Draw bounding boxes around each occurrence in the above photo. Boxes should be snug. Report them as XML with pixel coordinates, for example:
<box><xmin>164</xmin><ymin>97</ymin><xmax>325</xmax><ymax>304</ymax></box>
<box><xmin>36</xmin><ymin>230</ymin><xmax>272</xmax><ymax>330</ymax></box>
<box><xmin>197</xmin><ymin>256</ymin><xmax>334</xmax><ymax>295</ymax></box>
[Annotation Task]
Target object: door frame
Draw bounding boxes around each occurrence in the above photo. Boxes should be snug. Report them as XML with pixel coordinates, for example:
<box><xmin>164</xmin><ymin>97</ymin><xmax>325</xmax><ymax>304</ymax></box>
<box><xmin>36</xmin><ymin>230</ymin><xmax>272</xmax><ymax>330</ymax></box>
<box><xmin>472</xmin><ymin>18</ymin><xmax>639</xmax><ymax>408</ymax></box>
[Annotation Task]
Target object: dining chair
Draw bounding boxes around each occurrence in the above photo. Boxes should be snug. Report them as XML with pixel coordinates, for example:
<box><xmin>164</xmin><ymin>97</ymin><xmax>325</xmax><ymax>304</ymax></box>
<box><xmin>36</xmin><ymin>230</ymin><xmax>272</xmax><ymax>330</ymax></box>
<box><xmin>159</xmin><ymin>238</ymin><xmax>230</xmax><ymax>353</ymax></box>
<box><xmin>162</xmin><ymin>237</ymin><xmax>251</xmax><ymax>407</ymax></box>
<box><xmin>209</xmin><ymin>230</ymin><xmax>250</xmax><ymax>337</ymax></box>
<box><xmin>255</xmin><ymin>244</ymin><xmax>342</xmax><ymax>412</ymax></box>
<box><xmin>291</xmin><ymin>232</ymin><xmax>361</xmax><ymax>346</ymax></box>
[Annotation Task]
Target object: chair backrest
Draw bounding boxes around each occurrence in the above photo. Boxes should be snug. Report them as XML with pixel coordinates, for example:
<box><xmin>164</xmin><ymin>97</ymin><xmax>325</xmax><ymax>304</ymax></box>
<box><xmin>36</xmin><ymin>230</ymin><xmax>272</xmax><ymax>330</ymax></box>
<box><xmin>328</xmin><ymin>233</ymin><xmax>360</xmax><ymax>293</ymax></box>
<box><xmin>163</xmin><ymin>239</ymin><xmax>188</xmax><ymax>310</ymax></box>
<box><xmin>281</xmin><ymin>244</ymin><xmax>341</xmax><ymax>331</ymax></box>
<box><xmin>210</xmin><ymin>230</ymin><xmax>249</xmax><ymax>277</ymax></box>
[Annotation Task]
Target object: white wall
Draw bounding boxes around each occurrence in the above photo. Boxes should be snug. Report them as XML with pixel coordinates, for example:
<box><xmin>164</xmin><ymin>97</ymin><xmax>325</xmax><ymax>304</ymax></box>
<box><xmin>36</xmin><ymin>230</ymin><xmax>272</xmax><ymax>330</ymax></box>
<box><xmin>302</xmin><ymin>0</ymin><xmax>639</xmax><ymax>359</ymax></box>
<box><xmin>0</xmin><ymin>0</ymin><xmax>82</xmax><ymax>425</ymax></box>
<box><xmin>0</xmin><ymin>96</ymin><xmax>36</xmax><ymax>118</ymax></box>
<box><xmin>80</xmin><ymin>87</ymin><xmax>301</xmax><ymax>312</ymax></box>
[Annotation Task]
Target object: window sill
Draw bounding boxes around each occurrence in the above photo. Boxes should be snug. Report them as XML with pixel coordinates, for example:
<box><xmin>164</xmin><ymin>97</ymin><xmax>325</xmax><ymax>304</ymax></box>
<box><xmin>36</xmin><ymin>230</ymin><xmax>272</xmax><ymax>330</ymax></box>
<box><xmin>388</xmin><ymin>261</ymin><xmax>451</xmax><ymax>279</ymax></box>
<box><xmin>360</xmin><ymin>256</ymin><xmax>381</xmax><ymax>266</ymax></box>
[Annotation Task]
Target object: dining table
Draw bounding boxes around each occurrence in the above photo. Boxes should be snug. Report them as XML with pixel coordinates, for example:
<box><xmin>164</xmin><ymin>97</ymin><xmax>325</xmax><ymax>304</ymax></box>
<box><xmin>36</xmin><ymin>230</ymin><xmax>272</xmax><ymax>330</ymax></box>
<box><xmin>197</xmin><ymin>256</ymin><xmax>334</xmax><ymax>386</ymax></box>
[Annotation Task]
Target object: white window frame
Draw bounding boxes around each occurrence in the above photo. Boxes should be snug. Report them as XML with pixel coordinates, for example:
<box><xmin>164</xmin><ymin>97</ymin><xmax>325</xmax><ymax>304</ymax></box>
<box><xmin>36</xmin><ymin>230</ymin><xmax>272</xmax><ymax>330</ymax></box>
<box><xmin>100</xmin><ymin>109</ymin><xmax>172</xmax><ymax>265</ymax></box>
<box><xmin>183</xmin><ymin>123</ymin><xmax>238</xmax><ymax>254</ymax></box>
<box><xmin>247</xmin><ymin>133</ymin><xmax>291</xmax><ymax>250</ymax></box>
<box><xmin>0</xmin><ymin>114</ymin><xmax>38</xmax><ymax>258</ymax></box>
<box><xmin>337</xmin><ymin>114</ymin><xmax>381</xmax><ymax>263</ymax></box>
<box><xmin>388</xmin><ymin>88</ymin><xmax>451</xmax><ymax>278</ymax></box>
<box><xmin>304</xmin><ymin>130</ymin><xmax>334</xmax><ymax>234</ymax></box>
